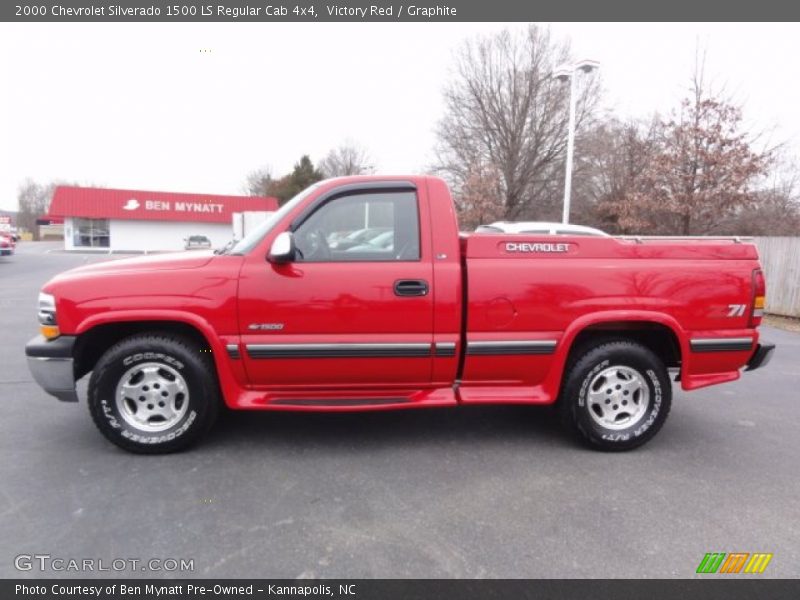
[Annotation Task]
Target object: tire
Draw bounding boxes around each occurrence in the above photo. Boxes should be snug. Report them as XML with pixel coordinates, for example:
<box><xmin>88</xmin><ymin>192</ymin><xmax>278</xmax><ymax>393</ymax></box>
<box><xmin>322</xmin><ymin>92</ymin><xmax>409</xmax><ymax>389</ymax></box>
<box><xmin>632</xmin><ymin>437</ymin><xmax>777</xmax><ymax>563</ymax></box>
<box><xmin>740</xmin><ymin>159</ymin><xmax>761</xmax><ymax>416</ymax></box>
<box><xmin>559</xmin><ymin>340</ymin><xmax>671</xmax><ymax>451</ymax></box>
<box><xmin>87</xmin><ymin>333</ymin><xmax>220</xmax><ymax>454</ymax></box>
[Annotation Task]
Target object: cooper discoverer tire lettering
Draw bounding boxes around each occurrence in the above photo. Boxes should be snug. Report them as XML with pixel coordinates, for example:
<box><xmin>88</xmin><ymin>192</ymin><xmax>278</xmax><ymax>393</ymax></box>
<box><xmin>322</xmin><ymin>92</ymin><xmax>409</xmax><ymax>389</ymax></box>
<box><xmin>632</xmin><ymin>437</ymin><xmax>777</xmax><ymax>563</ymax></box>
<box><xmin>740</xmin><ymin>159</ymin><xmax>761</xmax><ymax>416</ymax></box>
<box><xmin>559</xmin><ymin>340</ymin><xmax>672</xmax><ymax>451</ymax></box>
<box><xmin>87</xmin><ymin>333</ymin><xmax>220</xmax><ymax>454</ymax></box>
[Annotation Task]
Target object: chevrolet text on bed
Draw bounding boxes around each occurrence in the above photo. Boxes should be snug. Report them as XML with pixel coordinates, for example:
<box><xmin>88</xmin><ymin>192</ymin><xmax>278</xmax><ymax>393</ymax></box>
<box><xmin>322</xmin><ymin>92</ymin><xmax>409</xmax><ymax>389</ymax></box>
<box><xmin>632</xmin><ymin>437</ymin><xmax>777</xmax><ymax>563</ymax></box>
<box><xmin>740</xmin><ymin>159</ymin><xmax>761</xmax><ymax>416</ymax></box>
<box><xmin>25</xmin><ymin>175</ymin><xmax>775</xmax><ymax>453</ymax></box>
<box><xmin>506</xmin><ymin>242</ymin><xmax>570</xmax><ymax>253</ymax></box>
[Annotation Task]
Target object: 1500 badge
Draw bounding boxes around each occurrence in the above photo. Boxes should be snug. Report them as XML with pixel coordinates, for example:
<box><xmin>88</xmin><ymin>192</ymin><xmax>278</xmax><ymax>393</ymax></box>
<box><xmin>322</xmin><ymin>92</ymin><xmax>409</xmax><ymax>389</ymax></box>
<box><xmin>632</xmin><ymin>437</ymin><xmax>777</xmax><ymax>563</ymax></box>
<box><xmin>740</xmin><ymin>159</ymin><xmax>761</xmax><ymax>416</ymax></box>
<box><xmin>248</xmin><ymin>323</ymin><xmax>284</xmax><ymax>331</ymax></box>
<box><xmin>505</xmin><ymin>242</ymin><xmax>570</xmax><ymax>253</ymax></box>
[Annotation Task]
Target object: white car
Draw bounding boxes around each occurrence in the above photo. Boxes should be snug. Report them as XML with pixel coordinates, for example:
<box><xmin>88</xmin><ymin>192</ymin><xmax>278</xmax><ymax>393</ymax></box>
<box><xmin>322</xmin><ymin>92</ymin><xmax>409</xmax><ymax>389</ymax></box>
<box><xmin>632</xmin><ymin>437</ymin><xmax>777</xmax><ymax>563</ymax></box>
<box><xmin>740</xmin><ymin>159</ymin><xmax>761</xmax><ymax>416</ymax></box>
<box><xmin>184</xmin><ymin>235</ymin><xmax>212</xmax><ymax>250</ymax></box>
<box><xmin>347</xmin><ymin>230</ymin><xmax>394</xmax><ymax>253</ymax></box>
<box><xmin>476</xmin><ymin>221</ymin><xmax>609</xmax><ymax>236</ymax></box>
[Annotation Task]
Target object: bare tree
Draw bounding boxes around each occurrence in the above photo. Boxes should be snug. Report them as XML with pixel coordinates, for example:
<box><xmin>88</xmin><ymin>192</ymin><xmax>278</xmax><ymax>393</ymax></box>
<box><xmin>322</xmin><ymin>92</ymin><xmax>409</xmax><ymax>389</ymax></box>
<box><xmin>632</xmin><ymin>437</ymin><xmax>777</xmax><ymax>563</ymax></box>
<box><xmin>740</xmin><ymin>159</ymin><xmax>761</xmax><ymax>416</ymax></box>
<box><xmin>319</xmin><ymin>142</ymin><xmax>375</xmax><ymax>177</ymax></box>
<box><xmin>17</xmin><ymin>179</ymin><xmax>57</xmax><ymax>240</ymax></box>
<box><xmin>612</xmin><ymin>59</ymin><xmax>771</xmax><ymax>235</ymax></box>
<box><xmin>580</xmin><ymin>117</ymin><xmax>662</xmax><ymax>233</ymax></box>
<box><xmin>454</xmin><ymin>161</ymin><xmax>505</xmax><ymax>230</ymax></box>
<box><xmin>723</xmin><ymin>157</ymin><xmax>800</xmax><ymax>235</ymax></box>
<box><xmin>243</xmin><ymin>166</ymin><xmax>273</xmax><ymax>197</ymax></box>
<box><xmin>434</xmin><ymin>25</ymin><xmax>599</xmax><ymax>220</ymax></box>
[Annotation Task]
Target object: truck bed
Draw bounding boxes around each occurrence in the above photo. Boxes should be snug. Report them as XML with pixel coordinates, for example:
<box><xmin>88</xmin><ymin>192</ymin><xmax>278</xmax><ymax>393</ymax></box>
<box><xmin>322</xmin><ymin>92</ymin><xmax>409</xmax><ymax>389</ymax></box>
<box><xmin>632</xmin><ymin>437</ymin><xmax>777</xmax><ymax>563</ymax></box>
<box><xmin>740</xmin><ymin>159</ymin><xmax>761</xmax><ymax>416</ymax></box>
<box><xmin>458</xmin><ymin>233</ymin><xmax>761</xmax><ymax>402</ymax></box>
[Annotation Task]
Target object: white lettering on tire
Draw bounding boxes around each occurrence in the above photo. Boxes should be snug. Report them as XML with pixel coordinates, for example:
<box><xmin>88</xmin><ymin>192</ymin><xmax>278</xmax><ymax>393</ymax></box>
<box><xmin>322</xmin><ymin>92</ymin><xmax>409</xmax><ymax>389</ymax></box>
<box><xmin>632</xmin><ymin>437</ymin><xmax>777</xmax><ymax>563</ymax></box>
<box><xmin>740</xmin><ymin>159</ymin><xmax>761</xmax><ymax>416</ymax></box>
<box><xmin>122</xmin><ymin>353</ymin><xmax>184</xmax><ymax>369</ymax></box>
<box><xmin>601</xmin><ymin>432</ymin><xmax>630</xmax><ymax>441</ymax></box>
<box><xmin>578</xmin><ymin>359</ymin><xmax>609</xmax><ymax>407</ymax></box>
<box><xmin>100</xmin><ymin>399</ymin><xmax>121</xmax><ymax>429</ymax></box>
<box><xmin>632</xmin><ymin>368</ymin><xmax>662</xmax><ymax>437</ymax></box>
<box><xmin>120</xmin><ymin>411</ymin><xmax>197</xmax><ymax>444</ymax></box>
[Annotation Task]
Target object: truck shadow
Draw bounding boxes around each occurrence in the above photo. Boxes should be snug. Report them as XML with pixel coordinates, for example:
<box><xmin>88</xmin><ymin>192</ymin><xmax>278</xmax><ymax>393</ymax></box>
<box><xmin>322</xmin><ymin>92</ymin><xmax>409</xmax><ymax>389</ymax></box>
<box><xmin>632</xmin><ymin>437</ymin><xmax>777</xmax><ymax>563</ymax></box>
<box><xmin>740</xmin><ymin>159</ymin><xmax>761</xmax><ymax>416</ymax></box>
<box><xmin>204</xmin><ymin>405</ymin><xmax>573</xmax><ymax>451</ymax></box>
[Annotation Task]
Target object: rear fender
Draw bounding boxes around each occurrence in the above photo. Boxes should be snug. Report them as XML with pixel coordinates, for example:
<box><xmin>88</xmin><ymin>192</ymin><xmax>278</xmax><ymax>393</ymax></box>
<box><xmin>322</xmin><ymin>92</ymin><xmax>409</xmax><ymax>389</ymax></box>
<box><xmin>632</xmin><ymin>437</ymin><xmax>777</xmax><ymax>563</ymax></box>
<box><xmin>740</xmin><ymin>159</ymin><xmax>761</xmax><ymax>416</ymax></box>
<box><xmin>543</xmin><ymin>311</ymin><xmax>687</xmax><ymax>400</ymax></box>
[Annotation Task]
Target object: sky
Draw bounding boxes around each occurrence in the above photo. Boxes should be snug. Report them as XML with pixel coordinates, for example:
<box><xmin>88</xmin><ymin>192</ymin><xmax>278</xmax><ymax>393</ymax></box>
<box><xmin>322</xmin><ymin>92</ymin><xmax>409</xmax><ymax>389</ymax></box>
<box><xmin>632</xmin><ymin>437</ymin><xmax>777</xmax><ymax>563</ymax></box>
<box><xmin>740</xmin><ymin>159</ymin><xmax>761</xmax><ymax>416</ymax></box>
<box><xmin>1</xmin><ymin>22</ymin><xmax>799</xmax><ymax>211</ymax></box>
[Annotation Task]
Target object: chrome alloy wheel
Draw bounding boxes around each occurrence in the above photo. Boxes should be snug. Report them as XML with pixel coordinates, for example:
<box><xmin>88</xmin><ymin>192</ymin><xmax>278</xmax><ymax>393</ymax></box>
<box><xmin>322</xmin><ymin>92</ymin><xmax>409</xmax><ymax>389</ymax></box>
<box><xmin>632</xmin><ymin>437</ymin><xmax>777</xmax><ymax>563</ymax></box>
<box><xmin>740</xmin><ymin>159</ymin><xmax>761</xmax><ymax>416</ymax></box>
<box><xmin>586</xmin><ymin>365</ymin><xmax>650</xmax><ymax>430</ymax></box>
<box><xmin>115</xmin><ymin>362</ymin><xmax>189</xmax><ymax>432</ymax></box>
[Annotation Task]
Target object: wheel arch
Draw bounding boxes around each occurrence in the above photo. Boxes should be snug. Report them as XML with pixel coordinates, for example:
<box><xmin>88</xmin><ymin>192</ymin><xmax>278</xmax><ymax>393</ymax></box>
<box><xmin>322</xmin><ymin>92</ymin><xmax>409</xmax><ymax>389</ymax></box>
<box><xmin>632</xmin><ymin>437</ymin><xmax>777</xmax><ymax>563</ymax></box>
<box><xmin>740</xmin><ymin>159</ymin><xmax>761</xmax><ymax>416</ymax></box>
<box><xmin>542</xmin><ymin>311</ymin><xmax>687</xmax><ymax>401</ymax></box>
<box><xmin>72</xmin><ymin>311</ymin><xmax>242</xmax><ymax>408</ymax></box>
<box><xmin>74</xmin><ymin>320</ymin><xmax>210</xmax><ymax>380</ymax></box>
<box><xmin>565</xmin><ymin>320</ymin><xmax>683</xmax><ymax>373</ymax></box>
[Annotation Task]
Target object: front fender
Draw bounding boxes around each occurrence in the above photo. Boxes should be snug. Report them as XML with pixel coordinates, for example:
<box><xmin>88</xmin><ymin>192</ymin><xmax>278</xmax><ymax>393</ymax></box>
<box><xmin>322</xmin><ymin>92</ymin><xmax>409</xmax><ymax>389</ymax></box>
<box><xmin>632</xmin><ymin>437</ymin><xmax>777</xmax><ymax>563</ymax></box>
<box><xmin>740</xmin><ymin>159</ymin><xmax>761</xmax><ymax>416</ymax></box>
<box><xmin>74</xmin><ymin>310</ymin><xmax>244</xmax><ymax>408</ymax></box>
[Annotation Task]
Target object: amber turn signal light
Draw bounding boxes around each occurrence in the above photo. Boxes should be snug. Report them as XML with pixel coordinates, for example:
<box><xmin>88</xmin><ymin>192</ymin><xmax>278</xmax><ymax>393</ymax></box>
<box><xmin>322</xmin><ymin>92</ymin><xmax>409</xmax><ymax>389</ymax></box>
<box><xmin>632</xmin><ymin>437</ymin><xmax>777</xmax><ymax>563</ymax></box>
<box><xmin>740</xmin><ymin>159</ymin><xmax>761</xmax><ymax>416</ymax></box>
<box><xmin>40</xmin><ymin>325</ymin><xmax>60</xmax><ymax>340</ymax></box>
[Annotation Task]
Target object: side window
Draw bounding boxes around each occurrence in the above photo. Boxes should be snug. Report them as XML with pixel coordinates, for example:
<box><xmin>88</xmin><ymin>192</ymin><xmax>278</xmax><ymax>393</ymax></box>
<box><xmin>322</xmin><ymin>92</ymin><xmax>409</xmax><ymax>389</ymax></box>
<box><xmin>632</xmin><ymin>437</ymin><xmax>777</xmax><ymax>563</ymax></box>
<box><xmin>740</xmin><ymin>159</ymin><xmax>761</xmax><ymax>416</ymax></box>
<box><xmin>293</xmin><ymin>191</ymin><xmax>420</xmax><ymax>262</ymax></box>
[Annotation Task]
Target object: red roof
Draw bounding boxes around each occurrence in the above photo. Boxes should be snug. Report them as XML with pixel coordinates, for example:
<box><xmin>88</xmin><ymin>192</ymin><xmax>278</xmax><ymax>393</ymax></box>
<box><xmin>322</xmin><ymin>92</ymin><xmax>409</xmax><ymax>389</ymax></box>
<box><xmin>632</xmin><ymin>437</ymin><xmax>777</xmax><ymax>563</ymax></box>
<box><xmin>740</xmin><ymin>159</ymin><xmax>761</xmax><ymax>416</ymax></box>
<box><xmin>49</xmin><ymin>186</ymin><xmax>278</xmax><ymax>223</ymax></box>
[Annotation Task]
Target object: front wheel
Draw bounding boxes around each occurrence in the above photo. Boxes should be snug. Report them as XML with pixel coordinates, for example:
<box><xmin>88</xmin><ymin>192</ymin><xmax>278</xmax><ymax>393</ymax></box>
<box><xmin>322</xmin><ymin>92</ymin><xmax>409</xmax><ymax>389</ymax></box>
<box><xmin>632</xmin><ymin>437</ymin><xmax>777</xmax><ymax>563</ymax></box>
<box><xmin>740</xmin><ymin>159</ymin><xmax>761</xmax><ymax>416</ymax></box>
<box><xmin>559</xmin><ymin>340</ymin><xmax>672</xmax><ymax>451</ymax></box>
<box><xmin>87</xmin><ymin>333</ymin><xmax>220</xmax><ymax>453</ymax></box>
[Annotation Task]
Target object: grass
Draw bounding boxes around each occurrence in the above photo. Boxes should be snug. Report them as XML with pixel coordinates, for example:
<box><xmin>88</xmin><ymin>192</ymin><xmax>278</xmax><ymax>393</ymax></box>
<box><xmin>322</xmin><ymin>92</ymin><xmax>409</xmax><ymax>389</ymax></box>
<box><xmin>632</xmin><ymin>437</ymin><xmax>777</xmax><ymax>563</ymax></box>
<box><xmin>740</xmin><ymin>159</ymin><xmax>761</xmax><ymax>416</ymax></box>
<box><xmin>764</xmin><ymin>314</ymin><xmax>800</xmax><ymax>333</ymax></box>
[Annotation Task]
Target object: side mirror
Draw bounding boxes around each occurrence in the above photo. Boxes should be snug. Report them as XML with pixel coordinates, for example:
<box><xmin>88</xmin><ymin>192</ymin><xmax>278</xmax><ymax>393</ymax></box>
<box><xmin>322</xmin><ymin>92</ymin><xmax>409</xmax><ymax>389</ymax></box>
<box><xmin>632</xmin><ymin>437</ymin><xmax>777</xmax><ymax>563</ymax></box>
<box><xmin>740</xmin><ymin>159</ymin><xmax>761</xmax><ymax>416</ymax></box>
<box><xmin>268</xmin><ymin>231</ymin><xmax>295</xmax><ymax>263</ymax></box>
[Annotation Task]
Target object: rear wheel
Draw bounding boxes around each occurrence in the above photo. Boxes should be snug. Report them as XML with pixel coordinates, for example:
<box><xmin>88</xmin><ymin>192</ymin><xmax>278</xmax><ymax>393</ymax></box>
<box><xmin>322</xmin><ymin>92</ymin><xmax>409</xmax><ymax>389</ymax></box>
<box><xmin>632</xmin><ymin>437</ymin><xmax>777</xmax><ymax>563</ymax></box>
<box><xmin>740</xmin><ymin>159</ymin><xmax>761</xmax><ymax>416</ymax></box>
<box><xmin>559</xmin><ymin>340</ymin><xmax>671</xmax><ymax>451</ymax></box>
<box><xmin>87</xmin><ymin>333</ymin><xmax>220</xmax><ymax>453</ymax></box>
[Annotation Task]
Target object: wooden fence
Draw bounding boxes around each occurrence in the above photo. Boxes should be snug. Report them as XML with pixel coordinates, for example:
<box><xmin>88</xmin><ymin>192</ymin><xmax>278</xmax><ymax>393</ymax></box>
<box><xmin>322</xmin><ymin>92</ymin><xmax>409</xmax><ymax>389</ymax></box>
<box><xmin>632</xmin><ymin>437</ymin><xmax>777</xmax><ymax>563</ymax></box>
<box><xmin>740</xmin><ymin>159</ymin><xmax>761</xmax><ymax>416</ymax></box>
<box><xmin>754</xmin><ymin>237</ymin><xmax>800</xmax><ymax>318</ymax></box>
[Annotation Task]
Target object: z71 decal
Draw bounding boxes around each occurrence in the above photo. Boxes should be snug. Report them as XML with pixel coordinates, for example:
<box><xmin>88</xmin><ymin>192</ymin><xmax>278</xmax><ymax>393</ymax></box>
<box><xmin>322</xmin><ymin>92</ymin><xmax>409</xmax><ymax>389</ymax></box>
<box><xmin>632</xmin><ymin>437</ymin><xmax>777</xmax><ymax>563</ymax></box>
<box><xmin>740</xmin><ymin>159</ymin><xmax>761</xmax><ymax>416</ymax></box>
<box><xmin>727</xmin><ymin>304</ymin><xmax>747</xmax><ymax>317</ymax></box>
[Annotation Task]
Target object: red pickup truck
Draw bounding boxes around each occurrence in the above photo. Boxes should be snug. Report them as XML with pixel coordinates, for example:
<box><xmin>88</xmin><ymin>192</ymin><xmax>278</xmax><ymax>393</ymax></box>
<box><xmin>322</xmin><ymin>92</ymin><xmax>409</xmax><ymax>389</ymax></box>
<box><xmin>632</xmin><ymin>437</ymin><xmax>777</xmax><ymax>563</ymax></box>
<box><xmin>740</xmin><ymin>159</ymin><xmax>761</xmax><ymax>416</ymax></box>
<box><xmin>26</xmin><ymin>176</ymin><xmax>774</xmax><ymax>453</ymax></box>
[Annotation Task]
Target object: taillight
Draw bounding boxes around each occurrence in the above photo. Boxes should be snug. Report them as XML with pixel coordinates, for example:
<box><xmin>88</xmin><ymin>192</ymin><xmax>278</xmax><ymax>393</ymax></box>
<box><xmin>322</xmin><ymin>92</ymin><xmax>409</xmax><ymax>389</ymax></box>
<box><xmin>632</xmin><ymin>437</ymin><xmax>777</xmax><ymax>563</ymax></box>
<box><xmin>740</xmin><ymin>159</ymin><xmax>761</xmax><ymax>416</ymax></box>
<box><xmin>750</xmin><ymin>268</ymin><xmax>766</xmax><ymax>327</ymax></box>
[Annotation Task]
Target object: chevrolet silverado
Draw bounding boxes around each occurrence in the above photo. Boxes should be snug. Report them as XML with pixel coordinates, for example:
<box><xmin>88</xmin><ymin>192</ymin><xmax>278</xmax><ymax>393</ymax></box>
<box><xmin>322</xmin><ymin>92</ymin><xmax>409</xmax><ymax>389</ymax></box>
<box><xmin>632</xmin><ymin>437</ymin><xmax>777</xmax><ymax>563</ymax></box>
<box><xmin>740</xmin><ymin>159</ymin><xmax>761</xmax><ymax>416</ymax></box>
<box><xmin>25</xmin><ymin>176</ymin><xmax>774</xmax><ymax>453</ymax></box>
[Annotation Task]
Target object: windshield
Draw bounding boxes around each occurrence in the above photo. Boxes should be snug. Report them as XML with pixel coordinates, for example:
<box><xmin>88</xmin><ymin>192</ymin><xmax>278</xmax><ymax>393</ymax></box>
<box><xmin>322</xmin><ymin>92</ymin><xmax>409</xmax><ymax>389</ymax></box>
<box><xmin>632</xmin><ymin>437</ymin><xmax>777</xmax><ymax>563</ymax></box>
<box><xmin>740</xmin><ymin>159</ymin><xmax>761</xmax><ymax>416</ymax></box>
<box><xmin>229</xmin><ymin>183</ymin><xmax>322</xmax><ymax>255</ymax></box>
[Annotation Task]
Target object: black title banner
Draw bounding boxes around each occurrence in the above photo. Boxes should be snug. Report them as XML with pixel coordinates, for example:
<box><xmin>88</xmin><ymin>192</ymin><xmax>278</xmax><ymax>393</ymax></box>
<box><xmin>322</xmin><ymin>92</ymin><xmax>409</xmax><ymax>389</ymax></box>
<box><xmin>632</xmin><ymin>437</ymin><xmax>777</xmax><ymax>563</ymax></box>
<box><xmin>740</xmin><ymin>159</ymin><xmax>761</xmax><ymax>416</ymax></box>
<box><xmin>4</xmin><ymin>0</ymin><xmax>800</xmax><ymax>22</ymax></box>
<box><xmin>5</xmin><ymin>579</ymin><xmax>800</xmax><ymax>600</ymax></box>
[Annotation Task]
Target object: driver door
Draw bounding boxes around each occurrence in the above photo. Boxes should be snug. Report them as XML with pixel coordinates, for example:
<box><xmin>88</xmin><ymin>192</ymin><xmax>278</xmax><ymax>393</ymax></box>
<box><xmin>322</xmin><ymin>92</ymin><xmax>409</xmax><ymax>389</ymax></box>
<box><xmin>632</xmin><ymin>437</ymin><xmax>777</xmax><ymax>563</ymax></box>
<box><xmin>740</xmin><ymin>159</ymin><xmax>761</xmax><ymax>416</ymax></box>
<box><xmin>237</xmin><ymin>186</ymin><xmax>434</xmax><ymax>388</ymax></box>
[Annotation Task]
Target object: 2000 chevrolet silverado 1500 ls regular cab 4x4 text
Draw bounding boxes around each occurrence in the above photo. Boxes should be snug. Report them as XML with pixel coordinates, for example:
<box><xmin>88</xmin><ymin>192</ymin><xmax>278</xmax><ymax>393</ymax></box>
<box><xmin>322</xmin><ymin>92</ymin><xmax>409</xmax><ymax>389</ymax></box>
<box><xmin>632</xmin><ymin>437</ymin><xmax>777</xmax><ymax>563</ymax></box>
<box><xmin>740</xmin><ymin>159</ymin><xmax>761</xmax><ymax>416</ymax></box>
<box><xmin>25</xmin><ymin>176</ymin><xmax>775</xmax><ymax>453</ymax></box>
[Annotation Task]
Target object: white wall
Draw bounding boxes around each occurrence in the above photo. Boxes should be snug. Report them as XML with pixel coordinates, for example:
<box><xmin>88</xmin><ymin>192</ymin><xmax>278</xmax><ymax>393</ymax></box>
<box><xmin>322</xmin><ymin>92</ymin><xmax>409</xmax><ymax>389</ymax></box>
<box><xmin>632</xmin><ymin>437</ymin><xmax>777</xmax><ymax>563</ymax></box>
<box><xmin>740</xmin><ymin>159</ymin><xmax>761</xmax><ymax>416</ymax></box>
<box><xmin>63</xmin><ymin>217</ymin><xmax>86</xmax><ymax>251</ymax></box>
<box><xmin>110</xmin><ymin>220</ymin><xmax>232</xmax><ymax>252</ymax></box>
<box><xmin>232</xmin><ymin>211</ymin><xmax>272</xmax><ymax>240</ymax></box>
<box><xmin>64</xmin><ymin>217</ymin><xmax>234</xmax><ymax>252</ymax></box>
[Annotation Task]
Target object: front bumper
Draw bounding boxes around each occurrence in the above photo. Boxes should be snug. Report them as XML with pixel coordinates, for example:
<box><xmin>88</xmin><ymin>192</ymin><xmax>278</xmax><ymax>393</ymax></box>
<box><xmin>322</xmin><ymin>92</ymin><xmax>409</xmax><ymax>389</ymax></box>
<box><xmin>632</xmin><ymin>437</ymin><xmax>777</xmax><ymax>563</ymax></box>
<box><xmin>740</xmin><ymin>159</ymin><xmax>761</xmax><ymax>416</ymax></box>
<box><xmin>25</xmin><ymin>335</ymin><xmax>78</xmax><ymax>402</ymax></box>
<box><xmin>745</xmin><ymin>342</ymin><xmax>775</xmax><ymax>371</ymax></box>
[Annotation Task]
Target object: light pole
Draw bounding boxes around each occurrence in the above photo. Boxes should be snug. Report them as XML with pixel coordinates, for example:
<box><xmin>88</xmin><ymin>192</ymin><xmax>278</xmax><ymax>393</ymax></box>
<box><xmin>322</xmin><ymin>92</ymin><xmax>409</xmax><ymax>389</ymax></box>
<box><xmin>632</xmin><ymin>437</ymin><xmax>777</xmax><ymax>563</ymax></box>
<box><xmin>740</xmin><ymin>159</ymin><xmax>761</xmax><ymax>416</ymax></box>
<box><xmin>554</xmin><ymin>59</ymin><xmax>599</xmax><ymax>224</ymax></box>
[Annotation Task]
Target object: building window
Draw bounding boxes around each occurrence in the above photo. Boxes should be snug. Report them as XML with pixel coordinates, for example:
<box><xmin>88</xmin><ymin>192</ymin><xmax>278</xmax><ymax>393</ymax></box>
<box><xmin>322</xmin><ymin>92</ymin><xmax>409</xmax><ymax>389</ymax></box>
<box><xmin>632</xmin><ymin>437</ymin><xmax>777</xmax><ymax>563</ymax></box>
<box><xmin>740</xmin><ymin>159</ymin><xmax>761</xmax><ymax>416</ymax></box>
<box><xmin>73</xmin><ymin>218</ymin><xmax>110</xmax><ymax>248</ymax></box>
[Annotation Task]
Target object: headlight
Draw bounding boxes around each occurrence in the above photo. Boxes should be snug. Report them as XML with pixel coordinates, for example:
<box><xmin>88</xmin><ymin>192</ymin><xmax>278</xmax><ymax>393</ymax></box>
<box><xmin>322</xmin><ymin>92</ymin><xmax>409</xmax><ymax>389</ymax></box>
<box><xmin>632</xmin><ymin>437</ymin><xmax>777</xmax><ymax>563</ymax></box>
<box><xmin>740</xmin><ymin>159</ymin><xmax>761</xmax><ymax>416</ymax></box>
<box><xmin>37</xmin><ymin>292</ymin><xmax>59</xmax><ymax>339</ymax></box>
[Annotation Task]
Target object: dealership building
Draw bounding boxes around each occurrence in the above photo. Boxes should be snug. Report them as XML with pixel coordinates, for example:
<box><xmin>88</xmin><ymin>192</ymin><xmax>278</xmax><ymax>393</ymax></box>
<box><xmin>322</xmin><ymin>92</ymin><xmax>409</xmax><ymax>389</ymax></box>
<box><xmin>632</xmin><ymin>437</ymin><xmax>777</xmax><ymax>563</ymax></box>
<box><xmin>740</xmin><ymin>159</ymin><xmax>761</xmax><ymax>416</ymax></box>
<box><xmin>48</xmin><ymin>186</ymin><xmax>278</xmax><ymax>253</ymax></box>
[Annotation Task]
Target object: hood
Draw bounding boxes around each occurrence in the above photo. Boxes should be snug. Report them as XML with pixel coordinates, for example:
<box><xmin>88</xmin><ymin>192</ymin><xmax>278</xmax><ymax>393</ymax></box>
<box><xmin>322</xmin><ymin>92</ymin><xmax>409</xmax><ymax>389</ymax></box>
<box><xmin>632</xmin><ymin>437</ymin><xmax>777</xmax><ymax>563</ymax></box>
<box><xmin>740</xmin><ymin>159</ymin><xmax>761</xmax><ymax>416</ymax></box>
<box><xmin>52</xmin><ymin>251</ymin><xmax>215</xmax><ymax>279</ymax></box>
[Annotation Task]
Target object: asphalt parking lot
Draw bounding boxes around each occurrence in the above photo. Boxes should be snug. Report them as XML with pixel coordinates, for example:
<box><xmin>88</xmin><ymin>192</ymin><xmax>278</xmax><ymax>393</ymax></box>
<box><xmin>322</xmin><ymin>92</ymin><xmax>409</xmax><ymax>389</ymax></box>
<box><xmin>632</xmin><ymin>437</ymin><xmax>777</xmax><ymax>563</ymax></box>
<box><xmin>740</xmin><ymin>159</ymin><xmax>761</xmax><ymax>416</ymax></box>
<box><xmin>1</xmin><ymin>242</ymin><xmax>798</xmax><ymax>579</ymax></box>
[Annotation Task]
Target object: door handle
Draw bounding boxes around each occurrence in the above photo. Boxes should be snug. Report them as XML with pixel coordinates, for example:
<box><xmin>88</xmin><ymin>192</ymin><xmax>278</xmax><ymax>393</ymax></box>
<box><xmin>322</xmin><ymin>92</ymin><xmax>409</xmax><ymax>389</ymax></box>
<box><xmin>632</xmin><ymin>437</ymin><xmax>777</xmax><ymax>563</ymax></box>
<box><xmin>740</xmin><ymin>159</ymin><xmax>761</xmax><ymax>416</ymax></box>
<box><xmin>394</xmin><ymin>279</ymin><xmax>429</xmax><ymax>297</ymax></box>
